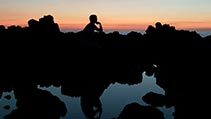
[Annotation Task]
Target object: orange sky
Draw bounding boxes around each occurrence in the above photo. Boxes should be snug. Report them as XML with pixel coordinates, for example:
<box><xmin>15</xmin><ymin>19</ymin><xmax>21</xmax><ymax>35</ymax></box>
<box><xmin>0</xmin><ymin>0</ymin><xmax>211</xmax><ymax>32</ymax></box>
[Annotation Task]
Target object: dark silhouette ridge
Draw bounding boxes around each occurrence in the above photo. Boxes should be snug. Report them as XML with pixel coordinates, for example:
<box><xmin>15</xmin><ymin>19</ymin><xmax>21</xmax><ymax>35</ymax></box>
<box><xmin>28</xmin><ymin>15</ymin><xmax>60</xmax><ymax>34</ymax></box>
<box><xmin>1</xmin><ymin>15</ymin><xmax>211</xmax><ymax>119</ymax></box>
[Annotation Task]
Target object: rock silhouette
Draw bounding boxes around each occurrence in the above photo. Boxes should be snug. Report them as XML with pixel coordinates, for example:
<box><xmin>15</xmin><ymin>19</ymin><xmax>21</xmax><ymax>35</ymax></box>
<box><xmin>4</xmin><ymin>89</ymin><xmax>67</xmax><ymax>119</ymax></box>
<box><xmin>113</xmin><ymin>102</ymin><xmax>164</xmax><ymax>119</ymax></box>
<box><xmin>1</xmin><ymin>15</ymin><xmax>211</xmax><ymax>119</ymax></box>
<box><xmin>142</xmin><ymin>91</ymin><xmax>166</xmax><ymax>107</ymax></box>
<box><xmin>1</xmin><ymin>78</ymin><xmax>67</xmax><ymax>119</ymax></box>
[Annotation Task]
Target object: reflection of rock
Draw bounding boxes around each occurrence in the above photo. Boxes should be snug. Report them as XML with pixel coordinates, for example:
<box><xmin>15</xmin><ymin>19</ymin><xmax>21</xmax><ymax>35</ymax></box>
<box><xmin>142</xmin><ymin>91</ymin><xmax>166</xmax><ymax>107</ymax></box>
<box><xmin>114</xmin><ymin>102</ymin><xmax>164</xmax><ymax>119</ymax></box>
<box><xmin>4</xmin><ymin>89</ymin><xmax>67</xmax><ymax>119</ymax></box>
<box><xmin>5</xmin><ymin>95</ymin><xmax>12</xmax><ymax>100</ymax></box>
<box><xmin>4</xmin><ymin>105</ymin><xmax>10</xmax><ymax>110</ymax></box>
<box><xmin>80</xmin><ymin>95</ymin><xmax>102</xmax><ymax>119</ymax></box>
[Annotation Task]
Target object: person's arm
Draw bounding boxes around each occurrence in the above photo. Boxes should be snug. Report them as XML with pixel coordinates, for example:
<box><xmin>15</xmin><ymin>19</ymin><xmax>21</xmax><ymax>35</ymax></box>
<box><xmin>96</xmin><ymin>22</ymin><xmax>103</xmax><ymax>33</ymax></box>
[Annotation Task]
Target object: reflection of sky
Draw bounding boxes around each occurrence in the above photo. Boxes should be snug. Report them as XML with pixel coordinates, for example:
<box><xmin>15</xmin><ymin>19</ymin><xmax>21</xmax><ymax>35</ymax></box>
<box><xmin>0</xmin><ymin>91</ymin><xmax>17</xmax><ymax>119</ymax></box>
<box><xmin>0</xmin><ymin>74</ymin><xmax>174</xmax><ymax>119</ymax></box>
<box><xmin>100</xmin><ymin>74</ymin><xmax>169</xmax><ymax>119</ymax></box>
<box><xmin>43</xmin><ymin>73</ymin><xmax>174</xmax><ymax>119</ymax></box>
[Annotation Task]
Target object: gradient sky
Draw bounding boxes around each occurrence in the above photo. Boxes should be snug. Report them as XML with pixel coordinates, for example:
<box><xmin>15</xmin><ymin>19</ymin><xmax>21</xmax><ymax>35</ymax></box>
<box><xmin>0</xmin><ymin>0</ymin><xmax>211</xmax><ymax>31</ymax></box>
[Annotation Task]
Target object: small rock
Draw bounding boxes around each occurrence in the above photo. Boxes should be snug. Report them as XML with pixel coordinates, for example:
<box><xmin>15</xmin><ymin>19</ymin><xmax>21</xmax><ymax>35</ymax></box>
<box><xmin>4</xmin><ymin>105</ymin><xmax>10</xmax><ymax>110</ymax></box>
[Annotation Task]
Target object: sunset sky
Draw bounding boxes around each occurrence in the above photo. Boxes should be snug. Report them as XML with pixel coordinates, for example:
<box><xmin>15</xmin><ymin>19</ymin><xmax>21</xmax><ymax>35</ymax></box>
<box><xmin>0</xmin><ymin>0</ymin><xmax>211</xmax><ymax>32</ymax></box>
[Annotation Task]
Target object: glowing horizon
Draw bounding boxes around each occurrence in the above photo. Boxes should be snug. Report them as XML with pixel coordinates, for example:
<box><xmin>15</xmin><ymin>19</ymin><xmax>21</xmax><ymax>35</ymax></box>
<box><xmin>2</xmin><ymin>21</ymin><xmax>211</xmax><ymax>32</ymax></box>
<box><xmin>1</xmin><ymin>0</ymin><xmax>211</xmax><ymax>32</ymax></box>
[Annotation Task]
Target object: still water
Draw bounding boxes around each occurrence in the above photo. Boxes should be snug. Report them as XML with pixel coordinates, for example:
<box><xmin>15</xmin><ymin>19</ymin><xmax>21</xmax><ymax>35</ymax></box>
<box><xmin>0</xmin><ymin>74</ymin><xmax>174</xmax><ymax>119</ymax></box>
<box><xmin>61</xmin><ymin>29</ymin><xmax>211</xmax><ymax>38</ymax></box>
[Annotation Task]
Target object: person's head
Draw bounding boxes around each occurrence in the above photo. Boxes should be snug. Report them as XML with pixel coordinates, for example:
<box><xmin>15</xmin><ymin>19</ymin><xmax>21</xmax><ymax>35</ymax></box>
<box><xmin>89</xmin><ymin>14</ymin><xmax>97</xmax><ymax>23</ymax></box>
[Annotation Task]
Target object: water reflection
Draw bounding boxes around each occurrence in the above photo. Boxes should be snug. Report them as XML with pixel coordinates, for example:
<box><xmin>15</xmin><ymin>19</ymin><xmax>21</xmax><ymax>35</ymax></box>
<box><xmin>0</xmin><ymin>75</ymin><xmax>174</xmax><ymax>119</ymax></box>
<box><xmin>0</xmin><ymin>91</ymin><xmax>17</xmax><ymax>119</ymax></box>
<box><xmin>38</xmin><ymin>74</ymin><xmax>174</xmax><ymax>119</ymax></box>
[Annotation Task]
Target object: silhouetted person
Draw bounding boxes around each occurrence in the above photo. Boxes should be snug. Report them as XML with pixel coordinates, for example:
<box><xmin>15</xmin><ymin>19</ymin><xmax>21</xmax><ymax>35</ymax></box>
<box><xmin>80</xmin><ymin>14</ymin><xmax>104</xmax><ymax>48</ymax></box>
<box><xmin>83</xmin><ymin>14</ymin><xmax>103</xmax><ymax>35</ymax></box>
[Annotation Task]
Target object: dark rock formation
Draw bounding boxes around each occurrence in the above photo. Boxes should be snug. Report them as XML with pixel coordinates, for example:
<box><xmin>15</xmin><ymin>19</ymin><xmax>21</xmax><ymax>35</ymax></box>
<box><xmin>1</xmin><ymin>15</ymin><xmax>211</xmax><ymax>119</ymax></box>
<box><xmin>114</xmin><ymin>102</ymin><xmax>164</xmax><ymax>119</ymax></box>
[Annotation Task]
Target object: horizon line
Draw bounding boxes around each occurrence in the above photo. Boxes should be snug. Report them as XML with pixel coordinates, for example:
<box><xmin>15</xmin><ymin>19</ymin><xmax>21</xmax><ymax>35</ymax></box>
<box><xmin>1</xmin><ymin>23</ymin><xmax>211</xmax><ymax>32</ymax></box>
